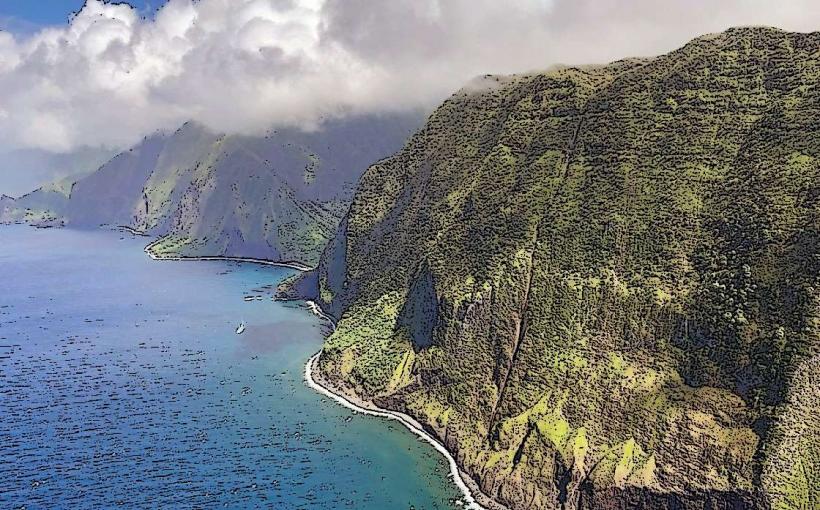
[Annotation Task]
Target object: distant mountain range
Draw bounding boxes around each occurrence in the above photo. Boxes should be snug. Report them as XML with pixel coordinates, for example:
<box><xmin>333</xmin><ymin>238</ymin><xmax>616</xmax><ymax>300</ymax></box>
<box><xmin>0</xmin><ymin>146</ymin><xmax>117</xmax><ymax>199</ymax></box>
<box><xmin>1</xmin><ymin>114</ymin><xmax>423</xmax><ymax>265</ymax></box>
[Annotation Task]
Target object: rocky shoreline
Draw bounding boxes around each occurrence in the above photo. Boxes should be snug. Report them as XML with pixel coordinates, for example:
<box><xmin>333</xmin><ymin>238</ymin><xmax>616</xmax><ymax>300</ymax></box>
<box><xmin>304</xmin><ymin>351</ymin><xmax>511</xmax><ymax>510</ymax></box>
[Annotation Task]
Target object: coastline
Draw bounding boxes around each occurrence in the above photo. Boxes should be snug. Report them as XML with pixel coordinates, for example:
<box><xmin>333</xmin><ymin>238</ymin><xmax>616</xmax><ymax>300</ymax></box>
<box><xmin>142</xmin><ymin>240</ymin><xmax>314</xmax><ymax>272</ymax></box>
<box><xmin>143</xmin><ymin>238</ymin><xmax>505</xmax><ymax>509</ymax></box>
<box><xmin>304</xmin><ymin>351</ymin><xmax>510</xmax><ymax>510</ymax></box>
<box><xmin>304</xmin><ymin>300</ymin><xmax>337</xmax><ymax>331</ymax></box>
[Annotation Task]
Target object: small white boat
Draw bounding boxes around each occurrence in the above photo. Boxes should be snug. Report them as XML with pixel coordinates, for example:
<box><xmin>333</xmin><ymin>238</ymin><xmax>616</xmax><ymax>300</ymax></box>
<box><xmin>235</xmin><ymin>322</ymin><xmax>246</xmax><ymax>335</ymax></box>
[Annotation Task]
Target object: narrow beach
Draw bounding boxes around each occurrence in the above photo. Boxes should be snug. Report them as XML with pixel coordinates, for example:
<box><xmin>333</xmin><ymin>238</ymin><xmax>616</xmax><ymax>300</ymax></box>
<box><xmin>304</xmin><ymin>350</ymin><xmax>510</xmax><ymax>510</ymax></box>
<box><xmin>145</xmin><ymin>240</ymin><xmax>500</xmax><ymax>509</ymax></box>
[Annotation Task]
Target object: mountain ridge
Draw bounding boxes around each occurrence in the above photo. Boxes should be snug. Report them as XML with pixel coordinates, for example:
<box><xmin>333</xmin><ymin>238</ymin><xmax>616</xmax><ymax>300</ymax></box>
<box><xmin>288</xmin><ymin>26</ymin><xmax>819</xmax><ymax>510</ymax></box>
<box><xmin>2</xmin><ymin>114</ymin><xmax>424</xmax><ymax>265</ymax></box>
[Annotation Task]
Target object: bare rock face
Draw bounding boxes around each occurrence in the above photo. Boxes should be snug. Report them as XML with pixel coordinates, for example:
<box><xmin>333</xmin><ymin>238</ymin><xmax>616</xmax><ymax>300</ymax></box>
<box><xmin>303</xmin><ymin>27</ymin><xmax>819</xmax><ymax>510</ymax></box>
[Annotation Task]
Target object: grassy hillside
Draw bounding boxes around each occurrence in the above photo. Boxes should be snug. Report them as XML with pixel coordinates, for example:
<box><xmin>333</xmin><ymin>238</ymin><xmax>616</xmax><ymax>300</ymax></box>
<box><xmin>0</xmin><ymin>176</ymin><xmax>76</xmax><ymax>226</ymax></box>
<box><xmin>300</xmin><ymin>27</ymin><xmax>819</xmax><ymax>509</ymax></box>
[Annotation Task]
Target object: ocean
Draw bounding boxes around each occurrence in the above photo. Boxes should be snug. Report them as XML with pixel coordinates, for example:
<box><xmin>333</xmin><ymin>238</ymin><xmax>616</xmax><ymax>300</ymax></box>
<box><xmin>0</xmin><ymin>225</ymin><xmax>464</xmax><ymax>509</ymax></box>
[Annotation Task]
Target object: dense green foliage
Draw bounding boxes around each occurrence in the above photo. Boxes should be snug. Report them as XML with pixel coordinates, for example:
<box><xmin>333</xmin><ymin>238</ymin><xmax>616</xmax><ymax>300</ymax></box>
<box><xmin>306</xmin><ymin>28</ymin><xmax>819</xmax><ymax>509</ymax></box>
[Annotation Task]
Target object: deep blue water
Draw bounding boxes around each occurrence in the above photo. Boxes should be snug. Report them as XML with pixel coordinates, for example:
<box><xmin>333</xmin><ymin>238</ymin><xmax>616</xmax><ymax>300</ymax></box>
<box><xmin>0</xmin><ymin>225</ymin><xmax>463</xmax><ymax>509</ymax></box>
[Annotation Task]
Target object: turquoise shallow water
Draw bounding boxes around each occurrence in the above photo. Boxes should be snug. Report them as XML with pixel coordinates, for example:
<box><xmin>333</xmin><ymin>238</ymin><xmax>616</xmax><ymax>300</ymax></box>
<box><xmin>0</xmin><ymin>225</ymin><xmax>463</xmax><ymax>509</ymax></box>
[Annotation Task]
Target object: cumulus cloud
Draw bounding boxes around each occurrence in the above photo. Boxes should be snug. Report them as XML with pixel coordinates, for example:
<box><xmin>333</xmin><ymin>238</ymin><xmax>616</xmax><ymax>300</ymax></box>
<box><xmin>0</xmin><ymin>0</ymin><xmax>818</xmax><ymax>154</ymax></box>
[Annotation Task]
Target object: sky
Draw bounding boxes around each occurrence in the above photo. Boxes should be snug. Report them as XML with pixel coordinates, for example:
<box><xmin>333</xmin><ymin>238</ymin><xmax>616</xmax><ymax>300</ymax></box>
<box><xmin>0</xmin><ymin>1</ymin><xmax>157</xmax><ymax>34</ymax></box>
<box><xmin>0</xmin><ymin>0</ymin><xmax>819</xmax><ymax>195</ymax></box>
<box><xmin>0</xmin><ymin>1</ymin><xmax>156</xmax><ymax>25</ymax></box>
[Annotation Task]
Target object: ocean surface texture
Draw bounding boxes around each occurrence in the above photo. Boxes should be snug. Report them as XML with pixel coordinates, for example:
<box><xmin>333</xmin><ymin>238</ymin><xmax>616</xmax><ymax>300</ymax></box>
<box><xmin>0</xmin><ymin>226</ymin><xmax>463</xmax><ymax>509</ymax></box>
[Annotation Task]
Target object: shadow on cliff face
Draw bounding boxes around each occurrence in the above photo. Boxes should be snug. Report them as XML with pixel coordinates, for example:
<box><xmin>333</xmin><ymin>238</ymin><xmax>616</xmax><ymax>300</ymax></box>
<box><xmin>397</xmin><ymin>260</ymin><xmax>439</xmax><ymax>350</ymax></box>
<box><xmin>576</xmin><ymin>485</ymin><xmax>771</xmax><ymax>510</ymax></box>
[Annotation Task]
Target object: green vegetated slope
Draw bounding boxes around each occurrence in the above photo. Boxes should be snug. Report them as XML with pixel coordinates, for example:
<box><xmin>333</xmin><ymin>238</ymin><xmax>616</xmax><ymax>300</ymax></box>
<box><xmin>0</xmin><ymin>189</ymin><xmax>67</xmax><ymax>226</ymax></box>
<box><xmin>304</xmin><ymin>27</ymin><xmax>819</xmax><ymax>509</ymax></box>
<box><xmin>0</xmin><ymin>174</ymin><xmax>86</xmax><ymax>226</ymax></box>
<box><xmin>4</xmin><ymin>114</ymin><xmax>421</xmax><ymax>265</ymax></box>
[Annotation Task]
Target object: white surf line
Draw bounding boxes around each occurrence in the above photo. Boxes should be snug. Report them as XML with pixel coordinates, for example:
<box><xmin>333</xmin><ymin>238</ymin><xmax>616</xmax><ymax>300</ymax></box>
<box><xmin>142</xmin><ymin>241</ymin><xmax>313</xmax><ymax>272</ymax></box>
<box><xmin>114</xmin><ymin>225</ymin><xmax>150</xmax><ymax>237</ymax></box>
<box><xmin>305</xmin><ymin>352</ymin><xmax>485</xmax><ymax>510</ymax></box>
<box><xmin>142</xmin><ymin>237</ymin><xmax>485</xmax><ymax>508</ymax></box>
<box><xmin>304</xmin><ymin>300</ymin><xmax>337</xmax><ymax>331</ymax></box>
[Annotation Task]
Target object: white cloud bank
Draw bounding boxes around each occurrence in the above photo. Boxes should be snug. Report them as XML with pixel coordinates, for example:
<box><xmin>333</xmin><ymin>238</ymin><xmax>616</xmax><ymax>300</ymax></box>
<box><xmin>0</xmin><ymin>0</ymin><xmax>818</xmax><ymax>153</ymax></box>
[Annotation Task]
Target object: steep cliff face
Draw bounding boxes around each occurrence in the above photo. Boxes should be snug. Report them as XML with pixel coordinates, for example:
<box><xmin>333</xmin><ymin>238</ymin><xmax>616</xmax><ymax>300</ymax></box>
<box><xmin>303</xmin><ymin>28</ymin><xmax>819</xmax><ymax>509</ymax></box>
<box><xmin>7</xmin><ymin>114</ymin><xmax>421</xmax><ymax>265</ymax></box>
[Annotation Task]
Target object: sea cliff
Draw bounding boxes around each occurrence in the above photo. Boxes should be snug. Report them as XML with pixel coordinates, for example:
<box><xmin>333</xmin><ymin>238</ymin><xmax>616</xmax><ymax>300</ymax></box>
<box><xmin>291</xmin><ymin>27</ymin><xmax>819</xmax><ymax>509</ymax></box>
